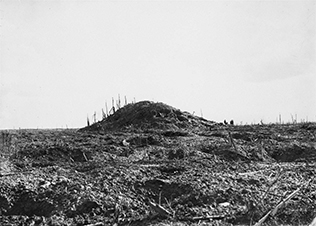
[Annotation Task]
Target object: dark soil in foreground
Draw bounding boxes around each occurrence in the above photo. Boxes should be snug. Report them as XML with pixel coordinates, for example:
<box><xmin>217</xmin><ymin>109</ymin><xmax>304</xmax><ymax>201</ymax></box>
<box><xmin>1</xmin><ymin>101</ymin><xmax>316</xmax><ymax>226</ymax></box>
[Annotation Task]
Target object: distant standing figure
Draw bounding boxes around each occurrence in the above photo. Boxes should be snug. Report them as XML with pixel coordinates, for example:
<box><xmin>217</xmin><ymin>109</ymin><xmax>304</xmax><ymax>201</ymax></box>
<box><xmin>230</xmin><ymin>120</ymin><xmax>234</xmax><ymax>125</ymax></box>
<box><xmin>224</xmin><ymin>120</ymin><xmax>228</xmax><ymax>125</ymax></box>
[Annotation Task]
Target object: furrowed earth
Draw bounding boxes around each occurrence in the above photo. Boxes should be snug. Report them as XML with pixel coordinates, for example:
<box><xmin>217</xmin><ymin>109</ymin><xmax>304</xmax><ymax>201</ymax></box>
<box><xmin>1</xmin><ymin>101</ymin><xmax>316</xmax><ymax>226</ymax></box>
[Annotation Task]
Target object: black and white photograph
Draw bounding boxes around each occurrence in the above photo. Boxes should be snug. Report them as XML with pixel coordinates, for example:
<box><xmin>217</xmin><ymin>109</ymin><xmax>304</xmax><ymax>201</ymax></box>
<box><xmin>1</xmin><ymin>0</ymin><xmax>316</xmax><ymax>225</ymax></box>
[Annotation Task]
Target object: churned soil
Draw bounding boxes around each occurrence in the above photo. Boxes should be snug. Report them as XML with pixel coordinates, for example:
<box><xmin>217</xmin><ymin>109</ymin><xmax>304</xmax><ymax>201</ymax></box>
<box><xmin>1</xmin><ymin>101</ymin><xmax>316</xmax><ymax>226</ymax></box>
<box><xmin>79</xmin><ymin>101</ymin><xmax>216</xmax><ymax>132</ymax></box>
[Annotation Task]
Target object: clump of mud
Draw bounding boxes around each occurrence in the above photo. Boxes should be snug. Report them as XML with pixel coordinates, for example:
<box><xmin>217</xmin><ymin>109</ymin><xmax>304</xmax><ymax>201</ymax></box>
<box><xmin>80</xmin><ymin>101</ymin><xmax>216</xmax><ymax>132</ymax></box>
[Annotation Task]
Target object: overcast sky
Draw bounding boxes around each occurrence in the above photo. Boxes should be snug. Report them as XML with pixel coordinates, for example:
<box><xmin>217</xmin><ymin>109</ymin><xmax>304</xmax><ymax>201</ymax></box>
<box><xmin>1</xmin><ymin>0</ymin><xmax>315</xmax><ymax>129</ymax></box>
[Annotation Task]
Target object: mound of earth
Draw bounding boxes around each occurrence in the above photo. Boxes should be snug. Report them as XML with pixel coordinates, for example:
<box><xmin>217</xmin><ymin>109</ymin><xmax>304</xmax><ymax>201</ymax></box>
<box><xmin>80</xmin><ymin>101</ymin><xmax>216</xmax><ymax>132</ymax></box>
<box><xmin>1</xmin><ymin>121</ymin><xmax>316</xmax><ymax>225</ymax></box>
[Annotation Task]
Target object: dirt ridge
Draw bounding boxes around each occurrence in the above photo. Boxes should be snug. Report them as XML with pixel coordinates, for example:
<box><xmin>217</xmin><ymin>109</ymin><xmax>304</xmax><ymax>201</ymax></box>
<box><xmin>79</xmin><ymin>100</ymin><xmax>217</xmax><ymax>132</ymax></box>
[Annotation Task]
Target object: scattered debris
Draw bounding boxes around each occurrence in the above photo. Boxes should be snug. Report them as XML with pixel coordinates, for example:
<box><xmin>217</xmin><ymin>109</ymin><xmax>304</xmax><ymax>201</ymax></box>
<box><xmin>0</xmin><ymin>101</ymin><xmax>315</xmax><ymax>225</ymax></box>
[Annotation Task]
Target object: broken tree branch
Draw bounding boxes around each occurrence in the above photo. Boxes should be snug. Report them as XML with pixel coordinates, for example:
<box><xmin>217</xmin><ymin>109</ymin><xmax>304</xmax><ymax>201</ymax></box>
<box><xmin>148</xmin><ymin>200</ymin><xmax>172</xmax><ymax>217</ymax></box>
<box><xmin>254</xmin><ymin>179</ymin><xmax>311</xmax><ymax>226</ymax></box>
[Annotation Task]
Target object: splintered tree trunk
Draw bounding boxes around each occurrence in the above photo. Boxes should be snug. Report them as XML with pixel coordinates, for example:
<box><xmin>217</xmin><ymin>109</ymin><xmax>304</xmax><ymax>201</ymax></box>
<box><xmin>105</xmin><ymin>102</ymin><xmax>109</xmax><ymax>117</ymax></box>
<box><xmin>102</xmin><ymin>108</ymin><xmax>106</xmax><ymax>119</ymax></box>
<box><xmin>117</xmin><ymin>94</ymin><xmax>121</xmax><ymax>109</ymax></box>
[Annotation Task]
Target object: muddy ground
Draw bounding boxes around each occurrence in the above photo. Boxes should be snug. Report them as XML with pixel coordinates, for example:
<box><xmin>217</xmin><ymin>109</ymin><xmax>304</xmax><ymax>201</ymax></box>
<box><xmin>1</xmin><ymin>101</ymin><xmax>316</xmax><ymax>226</ymax></box>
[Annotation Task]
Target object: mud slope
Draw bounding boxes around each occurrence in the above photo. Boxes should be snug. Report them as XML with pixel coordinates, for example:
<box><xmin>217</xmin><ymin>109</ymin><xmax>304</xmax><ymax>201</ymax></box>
<box><xmin>79</xmin><ymin>100</ymin><xmax>217</xmax><ymax>132</ymax></box>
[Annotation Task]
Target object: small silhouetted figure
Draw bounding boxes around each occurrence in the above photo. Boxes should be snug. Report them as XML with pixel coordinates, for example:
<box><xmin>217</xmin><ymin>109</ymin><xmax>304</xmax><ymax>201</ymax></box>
<box><xmin>230</xmin><ymin>120</ymin><xmax>234</xmax><ymax>125</ymax></box>
<box><xmin>224</xmin><ymin>120</ymin><xmax>228</xmax><ymax>125</ymax></box>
